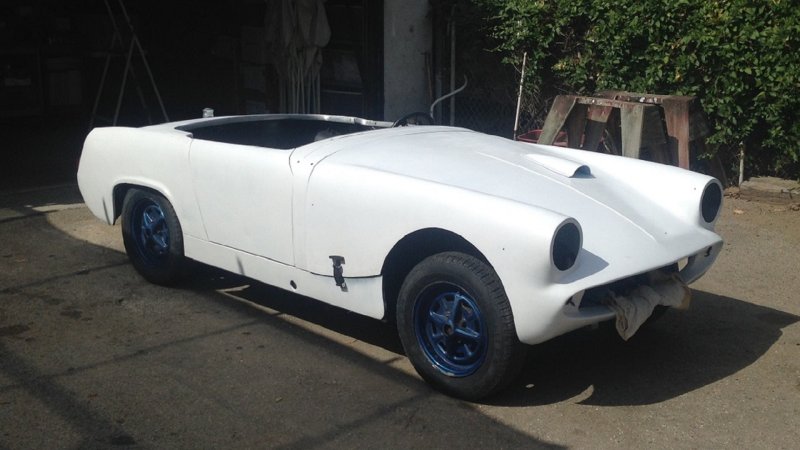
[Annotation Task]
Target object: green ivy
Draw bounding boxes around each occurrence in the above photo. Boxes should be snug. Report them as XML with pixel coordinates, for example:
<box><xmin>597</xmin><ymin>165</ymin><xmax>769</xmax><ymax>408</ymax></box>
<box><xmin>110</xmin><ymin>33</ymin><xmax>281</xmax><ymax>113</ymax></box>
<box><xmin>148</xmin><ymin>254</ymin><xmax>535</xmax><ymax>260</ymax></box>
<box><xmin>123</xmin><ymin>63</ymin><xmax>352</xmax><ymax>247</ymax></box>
<box><xmin>473</xmin><ymin>0</ymin><xmax>800</xmax><ymax>179</ymax></box>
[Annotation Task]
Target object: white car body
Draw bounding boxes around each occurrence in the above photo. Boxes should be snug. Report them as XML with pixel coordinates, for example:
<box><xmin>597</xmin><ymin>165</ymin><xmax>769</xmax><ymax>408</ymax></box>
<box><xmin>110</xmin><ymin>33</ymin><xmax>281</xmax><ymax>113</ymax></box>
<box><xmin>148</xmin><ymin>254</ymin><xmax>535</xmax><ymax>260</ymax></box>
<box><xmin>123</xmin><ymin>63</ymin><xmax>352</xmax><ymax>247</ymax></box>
<box><xmin>78</xmin><ymin>114</ymin><xmax>723</xmax><ymax>346</ymax></box>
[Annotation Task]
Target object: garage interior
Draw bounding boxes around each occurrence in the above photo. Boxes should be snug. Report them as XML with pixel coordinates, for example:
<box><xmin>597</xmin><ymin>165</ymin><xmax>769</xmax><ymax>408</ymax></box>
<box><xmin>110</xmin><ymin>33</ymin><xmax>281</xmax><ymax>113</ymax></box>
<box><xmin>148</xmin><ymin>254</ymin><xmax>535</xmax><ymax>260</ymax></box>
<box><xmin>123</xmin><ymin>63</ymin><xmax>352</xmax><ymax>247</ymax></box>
<box><xmin>0</xmin><ymin>0</ymin><xmax>390</xmax><ymax>190</ymax></box>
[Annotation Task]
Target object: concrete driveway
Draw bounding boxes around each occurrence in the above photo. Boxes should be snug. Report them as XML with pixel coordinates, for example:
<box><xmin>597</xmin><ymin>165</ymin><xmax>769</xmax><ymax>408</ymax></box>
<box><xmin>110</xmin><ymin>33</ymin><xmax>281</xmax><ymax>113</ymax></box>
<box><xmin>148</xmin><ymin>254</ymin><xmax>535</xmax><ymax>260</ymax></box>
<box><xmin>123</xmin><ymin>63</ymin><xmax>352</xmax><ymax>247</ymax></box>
<box><xmin>1</xmin><ymin>184</ymin><xmax>798</xmax><ymax>448</ymax></box>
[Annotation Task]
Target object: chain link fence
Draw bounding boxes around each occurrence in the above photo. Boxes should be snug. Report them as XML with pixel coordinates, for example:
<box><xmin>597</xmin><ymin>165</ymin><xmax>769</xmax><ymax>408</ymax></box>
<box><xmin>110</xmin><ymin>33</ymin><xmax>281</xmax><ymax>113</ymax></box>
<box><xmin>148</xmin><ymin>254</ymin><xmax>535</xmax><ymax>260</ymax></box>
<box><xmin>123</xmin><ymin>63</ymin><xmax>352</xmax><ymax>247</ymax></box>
<box><xmin>452</xmin><ymin>63</ymin><xmax>543</xmax><ymax>139</ymax></box>
<box><xmin>437</xmin><ymin>4</ymin><xmax>549</xmax><ymax>140</ymax></box>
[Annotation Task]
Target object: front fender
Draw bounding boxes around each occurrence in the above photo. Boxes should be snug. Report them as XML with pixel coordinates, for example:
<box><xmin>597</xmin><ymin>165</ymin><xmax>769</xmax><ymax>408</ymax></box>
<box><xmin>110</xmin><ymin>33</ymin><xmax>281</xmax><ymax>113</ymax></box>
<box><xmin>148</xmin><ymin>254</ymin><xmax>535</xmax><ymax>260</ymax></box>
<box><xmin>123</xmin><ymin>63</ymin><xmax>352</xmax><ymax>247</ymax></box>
<box><xmin>301</xmin><ymin>164</ymin><xmax>572</xmax><ymax>286</ymax></box>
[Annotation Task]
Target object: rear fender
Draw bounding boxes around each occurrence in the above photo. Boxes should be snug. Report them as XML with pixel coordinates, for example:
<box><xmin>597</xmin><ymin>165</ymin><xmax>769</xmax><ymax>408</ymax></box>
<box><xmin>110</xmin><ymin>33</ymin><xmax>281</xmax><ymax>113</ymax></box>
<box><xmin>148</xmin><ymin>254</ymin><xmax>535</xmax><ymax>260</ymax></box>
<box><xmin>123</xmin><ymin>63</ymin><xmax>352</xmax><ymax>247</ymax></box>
<box><xmin>77</xmin><ymin>127</ymin><xmax>204</xmax><ymax>238</ymax></box>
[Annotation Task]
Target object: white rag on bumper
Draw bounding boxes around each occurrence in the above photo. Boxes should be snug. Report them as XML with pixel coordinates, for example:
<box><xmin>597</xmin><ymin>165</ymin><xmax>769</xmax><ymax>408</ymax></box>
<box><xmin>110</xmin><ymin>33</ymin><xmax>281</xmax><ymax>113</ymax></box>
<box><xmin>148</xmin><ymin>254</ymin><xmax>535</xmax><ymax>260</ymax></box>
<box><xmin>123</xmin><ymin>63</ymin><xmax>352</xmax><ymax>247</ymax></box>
<box><xmin>604</xmin><ymin>274</ymin><xmax>691</xmax><ymax>340</ymax></box>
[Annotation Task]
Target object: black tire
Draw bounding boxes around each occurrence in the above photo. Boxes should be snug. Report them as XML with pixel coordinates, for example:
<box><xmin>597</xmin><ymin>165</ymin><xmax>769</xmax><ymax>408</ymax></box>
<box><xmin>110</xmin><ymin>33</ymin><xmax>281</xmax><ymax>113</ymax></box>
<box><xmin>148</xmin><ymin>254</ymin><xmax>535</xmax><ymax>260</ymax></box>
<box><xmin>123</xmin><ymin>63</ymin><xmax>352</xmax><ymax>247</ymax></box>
<box><xmin>396</xmin><ymin>252</ymin><xmax>526</xmax><ymax>400</ymax></box>
<box><xmin>121</xmin><ymin>188</ymin><xmax>185</xmax><ymax>285</ymax></box>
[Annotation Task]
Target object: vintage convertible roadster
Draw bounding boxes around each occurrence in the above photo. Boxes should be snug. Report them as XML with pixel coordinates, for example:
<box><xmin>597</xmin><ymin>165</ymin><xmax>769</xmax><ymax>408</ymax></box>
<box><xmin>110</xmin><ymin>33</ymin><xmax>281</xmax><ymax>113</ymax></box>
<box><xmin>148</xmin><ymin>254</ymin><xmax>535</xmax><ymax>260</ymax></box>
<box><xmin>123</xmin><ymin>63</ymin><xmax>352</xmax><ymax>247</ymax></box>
<box><xmin>77</xmin><ymin>113</ymin><xmax>723</xmax><ymax>399</ymax></box>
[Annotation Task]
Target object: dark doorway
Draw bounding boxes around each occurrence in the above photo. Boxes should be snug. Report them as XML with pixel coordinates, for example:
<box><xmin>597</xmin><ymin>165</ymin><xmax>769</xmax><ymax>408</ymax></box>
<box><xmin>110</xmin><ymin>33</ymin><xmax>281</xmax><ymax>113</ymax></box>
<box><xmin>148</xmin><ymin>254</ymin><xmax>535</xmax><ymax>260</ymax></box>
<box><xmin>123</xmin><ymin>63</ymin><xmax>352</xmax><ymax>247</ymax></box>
<box><xmin>320</xmin><ymin>0</ymin><xmax>383</xmax><ymax>119</ymax></box>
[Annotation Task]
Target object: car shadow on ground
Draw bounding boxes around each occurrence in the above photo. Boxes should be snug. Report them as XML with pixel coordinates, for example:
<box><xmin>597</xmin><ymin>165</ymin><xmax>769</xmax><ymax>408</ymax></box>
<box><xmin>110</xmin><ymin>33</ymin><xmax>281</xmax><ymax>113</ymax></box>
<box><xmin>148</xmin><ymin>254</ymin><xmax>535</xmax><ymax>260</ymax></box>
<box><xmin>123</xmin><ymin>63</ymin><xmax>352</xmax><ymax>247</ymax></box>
<box><xmin>185</xmin><ymin>267</ymin><xmax>799</xmax><ymax>407</ymax></box>
<box><xmin>488</xmin><ymin>289</ymin><xmax>797</xmax><ymax>406</ymax></box>
<box><xmin>184</xmin><ymin>263</ymin><xmax>406</xmax><ymax>354</ymax></box>
<box><xmin>2</xmin><ymin>211</ymin><xmax>562</xmax><ymax>449</ymax></box>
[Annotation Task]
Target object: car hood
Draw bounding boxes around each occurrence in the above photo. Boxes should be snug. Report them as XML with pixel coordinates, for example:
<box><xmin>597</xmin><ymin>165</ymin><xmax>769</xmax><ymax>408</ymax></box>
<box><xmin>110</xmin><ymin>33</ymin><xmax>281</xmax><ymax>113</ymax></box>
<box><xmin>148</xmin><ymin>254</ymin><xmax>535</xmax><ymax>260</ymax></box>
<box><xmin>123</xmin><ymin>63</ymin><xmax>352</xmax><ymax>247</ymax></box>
<box><xmin>311</xmin><ymin>126</ymin><xmax>721</xmax><ymax>277</ymax></box>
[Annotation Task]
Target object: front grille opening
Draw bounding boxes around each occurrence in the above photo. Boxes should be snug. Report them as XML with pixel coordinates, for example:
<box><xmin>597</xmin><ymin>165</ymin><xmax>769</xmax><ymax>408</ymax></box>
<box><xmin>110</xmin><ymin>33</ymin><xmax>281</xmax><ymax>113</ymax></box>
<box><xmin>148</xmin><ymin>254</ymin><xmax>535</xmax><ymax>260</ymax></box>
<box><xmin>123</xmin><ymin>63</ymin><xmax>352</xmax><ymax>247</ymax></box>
<box><xmin>579</xmin><ymin>264</ymin><xmax>679</xmax><ymax>309</ymax></box>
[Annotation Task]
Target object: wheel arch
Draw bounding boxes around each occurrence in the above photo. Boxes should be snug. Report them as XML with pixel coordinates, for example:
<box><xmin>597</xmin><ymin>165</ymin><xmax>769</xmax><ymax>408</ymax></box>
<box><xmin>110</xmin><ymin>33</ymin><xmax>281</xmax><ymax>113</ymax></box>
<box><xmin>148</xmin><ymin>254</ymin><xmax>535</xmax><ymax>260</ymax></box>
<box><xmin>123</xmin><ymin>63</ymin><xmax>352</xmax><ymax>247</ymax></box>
<box><xmin>380</xmin><ymin>227</ymin><xmax>490</xmax><ymax>322</ymax></box>
<box><xmin>112</xmin><ymin>182</ymin><xmax>172</xmax><ymax>224</ymax></box>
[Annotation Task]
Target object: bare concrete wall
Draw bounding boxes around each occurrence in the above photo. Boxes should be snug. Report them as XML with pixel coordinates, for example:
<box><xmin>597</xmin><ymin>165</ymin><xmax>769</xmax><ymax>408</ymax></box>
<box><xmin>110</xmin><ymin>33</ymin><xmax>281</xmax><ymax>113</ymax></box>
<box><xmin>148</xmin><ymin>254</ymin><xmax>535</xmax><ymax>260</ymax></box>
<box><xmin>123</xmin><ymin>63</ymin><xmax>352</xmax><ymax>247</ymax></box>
<box><xmin>383</xmin><ymin>0</ymin><xmax>432</xmax><ymax>121</ymax></box>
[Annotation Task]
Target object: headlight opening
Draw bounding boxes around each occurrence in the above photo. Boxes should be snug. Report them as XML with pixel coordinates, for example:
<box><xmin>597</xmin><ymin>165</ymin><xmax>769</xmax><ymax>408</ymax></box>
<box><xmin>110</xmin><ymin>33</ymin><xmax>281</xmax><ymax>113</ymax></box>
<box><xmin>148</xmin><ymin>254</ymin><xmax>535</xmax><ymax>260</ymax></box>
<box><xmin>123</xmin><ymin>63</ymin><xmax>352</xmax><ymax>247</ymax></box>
<box><xmin>552</xmin><ymin>221</ymin><xmax>582</xmax><ymax>271</ymax></box>
<box><xmin>701</xmin><ymin>182</ymin><xmax>722</xmax><ymax>223</ymax></box>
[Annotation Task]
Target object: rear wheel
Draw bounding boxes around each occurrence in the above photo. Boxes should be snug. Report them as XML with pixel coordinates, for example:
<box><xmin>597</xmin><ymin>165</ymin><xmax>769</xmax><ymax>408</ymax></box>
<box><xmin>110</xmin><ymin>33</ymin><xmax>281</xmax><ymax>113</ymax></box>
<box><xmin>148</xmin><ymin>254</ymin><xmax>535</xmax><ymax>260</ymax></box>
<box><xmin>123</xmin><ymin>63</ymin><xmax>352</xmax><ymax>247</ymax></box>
<box><xmin>121</xmin><ymin>189</ymin><xmax>185</xmax><ymax>285</ymax></box>
<box><xmin>396</xmin><ymin>252</ymin><xmax>526</xmax><ymax>400</ymax></box>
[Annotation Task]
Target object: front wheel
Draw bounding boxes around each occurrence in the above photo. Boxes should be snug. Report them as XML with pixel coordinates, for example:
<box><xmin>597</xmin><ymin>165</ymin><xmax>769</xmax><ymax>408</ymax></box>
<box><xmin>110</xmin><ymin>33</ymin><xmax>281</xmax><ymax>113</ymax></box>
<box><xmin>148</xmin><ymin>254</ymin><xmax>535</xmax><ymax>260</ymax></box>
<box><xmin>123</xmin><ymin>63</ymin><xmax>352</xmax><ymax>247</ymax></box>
<box><xmin>396</xmin><ymin>252</ymin><xmax>526</xmax><ymax>400</ymax></box>
<box><xmin>121</xmin><ymin>188</ymin><xmax>185</xmax><ymax>285</ymax></box>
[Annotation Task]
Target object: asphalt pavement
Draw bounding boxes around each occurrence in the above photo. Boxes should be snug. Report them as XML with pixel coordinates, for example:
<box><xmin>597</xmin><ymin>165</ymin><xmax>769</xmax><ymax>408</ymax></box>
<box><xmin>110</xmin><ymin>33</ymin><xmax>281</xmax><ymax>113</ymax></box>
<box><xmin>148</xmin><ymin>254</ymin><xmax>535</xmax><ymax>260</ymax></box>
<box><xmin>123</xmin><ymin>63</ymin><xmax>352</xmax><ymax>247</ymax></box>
<box><xmin>1</xmin><ymin>184</ymin><xmax>798</xmax><ymax>449</ymax></box>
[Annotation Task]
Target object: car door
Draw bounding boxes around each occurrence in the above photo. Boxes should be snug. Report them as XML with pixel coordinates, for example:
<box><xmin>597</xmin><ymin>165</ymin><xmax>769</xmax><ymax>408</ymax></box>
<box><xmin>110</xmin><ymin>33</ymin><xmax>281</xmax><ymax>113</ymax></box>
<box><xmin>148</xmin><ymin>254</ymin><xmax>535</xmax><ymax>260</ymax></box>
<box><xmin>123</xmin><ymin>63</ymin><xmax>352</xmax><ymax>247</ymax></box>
<box><xmin>189</xmin><ymin>138</ymin><xmax>295</xmax><ymax>265</ymax></box>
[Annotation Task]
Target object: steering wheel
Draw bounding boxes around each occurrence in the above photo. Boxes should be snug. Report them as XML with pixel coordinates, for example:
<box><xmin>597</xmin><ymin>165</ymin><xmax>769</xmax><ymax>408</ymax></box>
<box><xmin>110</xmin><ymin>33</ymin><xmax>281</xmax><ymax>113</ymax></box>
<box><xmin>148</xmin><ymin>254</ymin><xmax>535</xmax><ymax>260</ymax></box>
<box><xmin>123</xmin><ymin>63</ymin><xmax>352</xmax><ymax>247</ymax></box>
<box><xmin>392</xmin><ymin>112</ymin><xmax>435</xmax><ymax>127</ymax></box>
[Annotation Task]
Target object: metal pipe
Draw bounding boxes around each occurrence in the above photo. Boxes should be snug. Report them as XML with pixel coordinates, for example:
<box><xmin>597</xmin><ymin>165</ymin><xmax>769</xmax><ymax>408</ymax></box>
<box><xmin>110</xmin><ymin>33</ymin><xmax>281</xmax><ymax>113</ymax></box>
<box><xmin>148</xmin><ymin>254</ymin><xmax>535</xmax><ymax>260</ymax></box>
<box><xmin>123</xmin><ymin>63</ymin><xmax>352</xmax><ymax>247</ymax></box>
<box><xmin>513</xmin><ymin>52</ymin><xmax>527</xmax><ymax>140</ymax></box>
<box><xmin>449</xmin><ymin>18</ymin><xmax>456</xmax><ymax>126</ymax></box>
<box><xmin>739</xmin><ymin>143</ymin><xmax>745</xmax><ymax>186</ymax></box>
<box><xmin>430</xmin><ymin>76</ymin><xmax>467</xmax><ymax>119</ymax></box>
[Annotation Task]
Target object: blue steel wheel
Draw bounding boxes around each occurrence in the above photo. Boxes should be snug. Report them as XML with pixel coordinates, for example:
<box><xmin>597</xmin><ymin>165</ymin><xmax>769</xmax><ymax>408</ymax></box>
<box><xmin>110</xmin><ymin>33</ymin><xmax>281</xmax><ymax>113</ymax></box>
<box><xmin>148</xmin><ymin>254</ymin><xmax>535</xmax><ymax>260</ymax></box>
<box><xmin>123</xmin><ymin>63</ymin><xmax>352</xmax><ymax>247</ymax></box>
<box><xmin>132</xmin><ymin>201</ymin><xmax>170</xmax><ymax>265</ymax></box>
<box><xmin>121</xmin><ymin>189</ymin><xmax>185</xmax><ymax>285</ymax></box>
<box><xmin>397</xmin><ymin>252</ymin><xmax>527</xmax><ymax>400</ymax></box>
<box><xmin>413</xmin><ymin>285</ymin><xmax>487</xmax><ymax>377</ymax></box>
